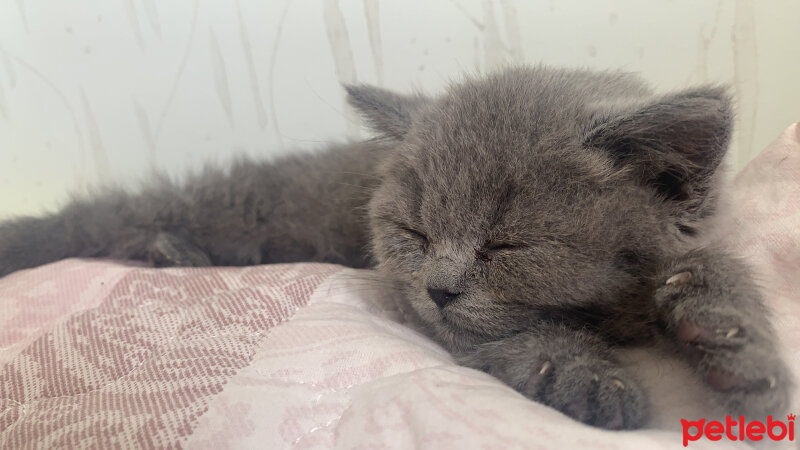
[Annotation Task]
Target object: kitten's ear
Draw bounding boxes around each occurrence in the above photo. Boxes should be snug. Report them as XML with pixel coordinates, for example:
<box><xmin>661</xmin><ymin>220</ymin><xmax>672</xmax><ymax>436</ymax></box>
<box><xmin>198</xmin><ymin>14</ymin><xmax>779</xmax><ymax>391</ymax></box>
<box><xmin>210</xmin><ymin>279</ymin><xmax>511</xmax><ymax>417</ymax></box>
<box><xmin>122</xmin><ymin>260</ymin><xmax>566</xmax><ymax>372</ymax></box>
<box><xmin>345</xmin><ymin>84</ymin><xmax>428</xmax><ymax>139</ymax></box>
<box><xmin>586</xmin><ymin>86</ymin><xmax>732</xmax><ymax>207</ymax></box>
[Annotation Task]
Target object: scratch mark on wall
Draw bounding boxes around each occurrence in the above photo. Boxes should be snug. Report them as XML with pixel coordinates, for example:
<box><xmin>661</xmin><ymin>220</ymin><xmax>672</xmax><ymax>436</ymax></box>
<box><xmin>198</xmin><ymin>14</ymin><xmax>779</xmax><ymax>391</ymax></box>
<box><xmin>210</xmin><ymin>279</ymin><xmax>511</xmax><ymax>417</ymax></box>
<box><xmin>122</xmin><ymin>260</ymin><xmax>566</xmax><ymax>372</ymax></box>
<box><xmin>482</xmin><ymin>0</ymin><xmax>505</xmax><ymax>70</ymax></box>
<box><xmin>235</xmin><ymin>0</ymin><xmax>268</xmax><ymax>130</ymax></box>
<box><xmin>473</xmin><ymin>36</ymin><xmax>481</xmax><ymax>72</ymax></box>
<box><xmin>363</xmin><ymin>0</ymin><xmax>384</xmax><ymax>85</ymax></box>
<box><xmin>0</xmin><ymin>74</ymin><xmax>7</xmax><ymax>120</ymax></box>
<box><xmin>732</xmin><ymin>0</ymin><xmax>759</xmax><ymax>167</ymax></box>
<box><xmin>268</xmin><ymin>0</ymin><xmax>291</xmax><ymax>149</ymax></box>
<box><xmin>323</xmin><ymin>0</ymin><xmax>360</xmax><ymax>140</ymax></box>
<box><xmin>71</xmin><ymin>160</ymin><xmax>87</xmax><ymax>194</ymax></box>
<box><xmin>140</xmin><ymin>0</ymin><xmax>162</xmax><ymax>39</ymax></box>
<box><xmin>133</xmin><ymin>99</ymin><xmax>157</xmax><ymax>168</ymax></box>
<box><xmin>1</xmin><ymin>50</ymin><xmax>16</xmax><ymax>87</ymax></box>
<box><xmin>499</xmin><ymin>0</ymin><xmax>523</xmax><ymax>62</ymax></box>
<box><xmin>447</xmin><ymin>0</ymin><xmax>485</xmax><ymax>30</ymax></box>
<box><xmin>689</xmin><ymin>0</ymin><xmax>723</xmax><ymax>84</ymax></box>
<box><xmin>69</xmin><ymin>135</ymin><xmax>89</xmax><ymax>195</ymax></box>
<box><xmin>79</xmin><ymin>88</ymin><xmax>113</xmax><ymax>184</ymax></box>
<box><xmin>153</xmin><ymin>0</ymin><xmax>199</xmax><ymax>145</ymax></box>
<box><xmin>209</xmin><ymin>29</ymin><xmax>234</xmax><ymax>127</ymax></box>
<box><xmin>123</xmin><ymin>0</ymin><xmax>146</xmax><ymax>52</ymax></box>
<box><xmin>15</xmin><ymin>0</ymin><xmax>28</xmax><ymax>31</ymax></box>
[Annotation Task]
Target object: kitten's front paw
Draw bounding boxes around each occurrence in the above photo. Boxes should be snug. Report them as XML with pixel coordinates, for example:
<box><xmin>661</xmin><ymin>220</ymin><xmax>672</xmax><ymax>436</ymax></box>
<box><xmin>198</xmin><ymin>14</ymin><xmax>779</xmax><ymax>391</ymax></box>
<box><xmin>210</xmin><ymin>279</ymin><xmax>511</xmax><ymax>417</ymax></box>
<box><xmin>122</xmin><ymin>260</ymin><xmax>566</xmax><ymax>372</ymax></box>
<box><xmin>524</xmin><ymin>355</ymin><xmax>648</xmax><ymax>430</ymax></box>
<box><xmin>656</xmin><ymin>266</ymin><xmax>793</xmax><ymax>418</ymax></box>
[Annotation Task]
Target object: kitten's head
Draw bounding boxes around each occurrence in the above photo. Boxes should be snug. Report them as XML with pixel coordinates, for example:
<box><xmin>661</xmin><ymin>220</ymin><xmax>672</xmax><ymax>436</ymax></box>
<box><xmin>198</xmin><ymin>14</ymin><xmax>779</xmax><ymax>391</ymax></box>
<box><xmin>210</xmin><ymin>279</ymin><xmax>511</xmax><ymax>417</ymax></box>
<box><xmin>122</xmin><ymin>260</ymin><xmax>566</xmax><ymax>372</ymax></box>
<box><xmin>347</xmin><ymin>67</ymin><xmax>732</xmax><ymax>351</ymax></box>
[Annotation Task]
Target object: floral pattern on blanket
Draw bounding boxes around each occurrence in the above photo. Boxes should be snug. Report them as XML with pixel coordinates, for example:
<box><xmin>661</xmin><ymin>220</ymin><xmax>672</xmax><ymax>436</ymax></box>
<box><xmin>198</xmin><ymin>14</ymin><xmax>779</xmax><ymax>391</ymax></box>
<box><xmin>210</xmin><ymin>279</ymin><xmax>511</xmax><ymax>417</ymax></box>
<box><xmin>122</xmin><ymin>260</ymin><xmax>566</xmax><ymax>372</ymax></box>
<box><xmin>0</xmin><ymin>263</ymin><xmax>339</xmax><ymax>448</ymax></box>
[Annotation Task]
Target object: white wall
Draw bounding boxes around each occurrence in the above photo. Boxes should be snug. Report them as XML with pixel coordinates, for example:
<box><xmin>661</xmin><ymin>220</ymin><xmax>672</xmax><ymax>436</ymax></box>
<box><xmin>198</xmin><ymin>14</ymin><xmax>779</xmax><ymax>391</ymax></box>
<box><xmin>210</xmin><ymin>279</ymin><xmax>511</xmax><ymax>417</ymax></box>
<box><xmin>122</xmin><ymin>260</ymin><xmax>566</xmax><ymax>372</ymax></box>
<box><xmin>1</xmin><ymin>0</ymin><xmax>798</xmax><ymax>218</ymax></box>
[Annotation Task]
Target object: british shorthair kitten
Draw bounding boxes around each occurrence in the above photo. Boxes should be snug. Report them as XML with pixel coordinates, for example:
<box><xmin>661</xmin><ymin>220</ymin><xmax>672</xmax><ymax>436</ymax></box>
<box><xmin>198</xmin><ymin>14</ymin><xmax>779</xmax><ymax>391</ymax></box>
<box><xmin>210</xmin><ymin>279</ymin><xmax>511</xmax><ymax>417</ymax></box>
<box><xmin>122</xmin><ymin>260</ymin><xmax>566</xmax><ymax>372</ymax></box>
<box><xmin>0</xmin><ymin>66</ymin><xmax>791</xmax><ymax>429</ymax></box>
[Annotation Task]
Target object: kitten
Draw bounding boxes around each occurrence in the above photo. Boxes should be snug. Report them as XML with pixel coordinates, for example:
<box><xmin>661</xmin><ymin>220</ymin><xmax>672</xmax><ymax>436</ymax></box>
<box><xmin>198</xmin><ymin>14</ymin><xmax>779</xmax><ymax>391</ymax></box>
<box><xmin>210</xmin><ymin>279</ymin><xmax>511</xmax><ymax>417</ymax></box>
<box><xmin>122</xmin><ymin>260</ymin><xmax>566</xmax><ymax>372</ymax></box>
<box><xmin>0</xmin><ymin>65</ymin><xmax>792</xmax><ymax>430</ymax></box>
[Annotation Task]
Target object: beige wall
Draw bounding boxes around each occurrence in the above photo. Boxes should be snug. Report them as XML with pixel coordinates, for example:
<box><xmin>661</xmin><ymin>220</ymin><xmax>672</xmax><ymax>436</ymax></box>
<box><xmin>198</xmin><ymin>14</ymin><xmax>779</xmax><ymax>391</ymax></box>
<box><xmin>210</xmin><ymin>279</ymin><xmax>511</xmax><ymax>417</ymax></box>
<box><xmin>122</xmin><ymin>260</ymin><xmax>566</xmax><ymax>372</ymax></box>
<box><xmin>1</xmin><ymin>0</ymin><xmax>798</xmax><ymax>218</ymax></box>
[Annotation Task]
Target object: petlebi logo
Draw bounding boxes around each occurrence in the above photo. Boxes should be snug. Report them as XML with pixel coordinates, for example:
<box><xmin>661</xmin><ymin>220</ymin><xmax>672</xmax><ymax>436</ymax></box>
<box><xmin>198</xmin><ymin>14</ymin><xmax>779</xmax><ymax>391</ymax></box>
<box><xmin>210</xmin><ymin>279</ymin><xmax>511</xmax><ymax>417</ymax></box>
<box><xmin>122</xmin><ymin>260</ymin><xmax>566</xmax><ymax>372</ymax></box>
<box><xmin>681</xmin><ymin>414</ymin><xmax>796</xmax><ymax>446</ymax></box>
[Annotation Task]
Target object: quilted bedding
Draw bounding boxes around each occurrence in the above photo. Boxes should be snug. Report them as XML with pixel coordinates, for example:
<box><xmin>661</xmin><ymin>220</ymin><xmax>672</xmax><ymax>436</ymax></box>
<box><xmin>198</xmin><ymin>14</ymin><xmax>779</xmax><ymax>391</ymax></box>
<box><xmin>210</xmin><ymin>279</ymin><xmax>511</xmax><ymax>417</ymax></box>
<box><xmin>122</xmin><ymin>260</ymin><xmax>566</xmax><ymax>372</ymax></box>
<box><xmin>1</xmin><ymin>123</ymin><xmax>799</xmax><ymax>449</ymax></box>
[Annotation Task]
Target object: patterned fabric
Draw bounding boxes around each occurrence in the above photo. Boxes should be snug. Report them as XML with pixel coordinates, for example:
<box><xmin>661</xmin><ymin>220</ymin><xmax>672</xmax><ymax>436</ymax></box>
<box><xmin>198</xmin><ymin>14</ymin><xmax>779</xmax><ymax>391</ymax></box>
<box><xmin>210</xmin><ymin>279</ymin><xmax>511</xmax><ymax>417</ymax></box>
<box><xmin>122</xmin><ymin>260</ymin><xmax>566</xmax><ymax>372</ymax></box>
<box><xmin>1</xmin><ymin>123</ymin><xmax>799</xmax><ymax>449</ymax></box>
<box><xmin>0</xmin><ymin>264</ymin><xmax>340</xmax><ymax>448</ymax></box>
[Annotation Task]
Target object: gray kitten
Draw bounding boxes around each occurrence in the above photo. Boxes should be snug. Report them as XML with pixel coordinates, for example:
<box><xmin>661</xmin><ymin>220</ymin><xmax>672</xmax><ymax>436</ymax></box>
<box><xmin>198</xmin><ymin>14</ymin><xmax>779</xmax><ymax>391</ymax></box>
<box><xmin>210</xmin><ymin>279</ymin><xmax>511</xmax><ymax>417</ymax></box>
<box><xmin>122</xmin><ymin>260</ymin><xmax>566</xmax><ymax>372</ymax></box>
<box><xmin>0</xmin><ymin>66</ymin><xmax>792</xmax><ymax>430</ymax></box>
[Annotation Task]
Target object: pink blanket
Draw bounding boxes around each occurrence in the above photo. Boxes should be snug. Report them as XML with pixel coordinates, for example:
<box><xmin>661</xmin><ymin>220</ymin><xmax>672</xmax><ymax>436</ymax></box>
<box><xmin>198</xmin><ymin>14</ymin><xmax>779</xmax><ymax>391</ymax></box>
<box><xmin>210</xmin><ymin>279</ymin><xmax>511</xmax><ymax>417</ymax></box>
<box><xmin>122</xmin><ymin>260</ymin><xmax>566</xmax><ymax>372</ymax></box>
<box><xmin>1</xmin><ymin>123</ymin><xmax>799</xmax><ymax>449</ymax></box>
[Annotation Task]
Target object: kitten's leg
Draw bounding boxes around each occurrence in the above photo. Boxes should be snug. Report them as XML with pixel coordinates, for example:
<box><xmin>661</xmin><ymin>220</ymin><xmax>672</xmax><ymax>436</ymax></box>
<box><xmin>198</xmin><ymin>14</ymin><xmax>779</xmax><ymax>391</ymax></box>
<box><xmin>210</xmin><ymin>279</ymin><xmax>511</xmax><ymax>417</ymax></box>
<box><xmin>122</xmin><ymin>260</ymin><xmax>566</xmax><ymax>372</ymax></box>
<box><xmin>653</xmin><ymin>247</ymin><xmax>793</xmax><ymax>417</ymax></box>
<box><xmin>458</xmin><ymin>323</ymin><xmax>648</xmax><ymax>429</ymax></box>
<box><xmin>0</xmin><ymin>143</ymin><xmax>378</xmax><ymax>278</ymax></box>
<box><xmin>147</xmin><ymin>232</ymin><xmax>212</xmax><ymax>267</ymax></box>
<box><xmin>0</xmin><ymin>190</ymin><xmax>213</xmax><ymax>277</ymax></box>
<box><xmin>0</xmin><ymin>214</ymin><xmax>73</xmax><ymax>277</ymax></box>
<box><xmin>0</xmin><ymin>213</ymin><xmax>211</xmax><ymax>276</ymax></box>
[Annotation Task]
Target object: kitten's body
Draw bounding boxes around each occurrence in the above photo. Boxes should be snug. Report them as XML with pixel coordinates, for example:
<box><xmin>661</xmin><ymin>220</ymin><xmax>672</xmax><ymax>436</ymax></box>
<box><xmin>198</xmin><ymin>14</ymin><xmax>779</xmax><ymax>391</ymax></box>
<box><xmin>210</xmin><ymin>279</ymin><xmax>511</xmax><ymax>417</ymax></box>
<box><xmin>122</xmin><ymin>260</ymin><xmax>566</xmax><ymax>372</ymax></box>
<box><xmin>3</xmin><ymin>142</ymin><xmax>380</xmax><ymax>270</ymax></box>
<box><xmin>0</xmin><ymin>66</ymin><xmax>792</xmax><ymax>429</ymax></box>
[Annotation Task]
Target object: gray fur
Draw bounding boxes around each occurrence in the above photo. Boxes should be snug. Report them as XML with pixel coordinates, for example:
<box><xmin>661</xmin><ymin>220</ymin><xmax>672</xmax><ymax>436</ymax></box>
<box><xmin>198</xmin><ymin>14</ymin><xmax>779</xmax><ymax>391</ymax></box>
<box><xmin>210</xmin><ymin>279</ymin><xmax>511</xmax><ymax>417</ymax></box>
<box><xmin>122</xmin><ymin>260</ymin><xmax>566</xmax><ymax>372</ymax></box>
<box><xmin>0</xmin><ymin>65</ymin><xmax>791</xmax><ymax>429</ymax></box>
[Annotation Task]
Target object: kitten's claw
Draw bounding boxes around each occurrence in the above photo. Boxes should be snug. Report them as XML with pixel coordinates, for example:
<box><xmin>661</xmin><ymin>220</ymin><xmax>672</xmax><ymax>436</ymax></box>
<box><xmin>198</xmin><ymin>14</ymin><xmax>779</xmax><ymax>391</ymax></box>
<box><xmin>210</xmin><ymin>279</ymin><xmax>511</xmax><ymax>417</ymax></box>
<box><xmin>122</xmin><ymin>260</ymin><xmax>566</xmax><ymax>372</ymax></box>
<box><xmin>523</xmin><ymin>358</ymin><xmax>647</xmax><ymax>429</ymax></box>
<box><xmin>721</xmin><ymin>327</ymin><xmax>739</xmax><ymax>339</ymax></box>
<box><xmin>524</xmin><ymin>361</ymin><xmax>552</xmax><ymax>392</ymax></box>
<box><xmin>655</xmin><ymin>251</ymin><xmax>793</xmax><ymax>418</ymax></box>
<box><xmin>665</xmin><ymin>271</ymin><xmax>692</xmax><ymax>286</ymax></box>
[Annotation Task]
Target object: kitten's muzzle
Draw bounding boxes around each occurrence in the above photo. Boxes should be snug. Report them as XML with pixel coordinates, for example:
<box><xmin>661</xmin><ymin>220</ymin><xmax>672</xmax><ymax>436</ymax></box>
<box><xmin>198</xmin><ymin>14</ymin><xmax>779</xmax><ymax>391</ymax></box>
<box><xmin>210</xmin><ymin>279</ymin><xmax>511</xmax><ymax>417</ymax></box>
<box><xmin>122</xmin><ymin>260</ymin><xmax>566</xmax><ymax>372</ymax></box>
<box><xmin>427</xmin><ymin>288</ymin><xmax>461</xmax><ymax>308</ymax></box>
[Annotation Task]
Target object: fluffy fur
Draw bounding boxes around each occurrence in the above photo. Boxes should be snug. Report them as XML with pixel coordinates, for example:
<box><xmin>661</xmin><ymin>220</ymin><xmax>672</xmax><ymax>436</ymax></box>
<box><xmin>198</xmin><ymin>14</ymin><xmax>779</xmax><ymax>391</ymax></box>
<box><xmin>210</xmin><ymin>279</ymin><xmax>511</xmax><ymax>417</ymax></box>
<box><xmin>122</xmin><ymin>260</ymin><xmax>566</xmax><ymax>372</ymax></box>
<box><xmin>0</xmin><ymin>65</ymin><xmax>792</xmax><ymax>429</ymax></box>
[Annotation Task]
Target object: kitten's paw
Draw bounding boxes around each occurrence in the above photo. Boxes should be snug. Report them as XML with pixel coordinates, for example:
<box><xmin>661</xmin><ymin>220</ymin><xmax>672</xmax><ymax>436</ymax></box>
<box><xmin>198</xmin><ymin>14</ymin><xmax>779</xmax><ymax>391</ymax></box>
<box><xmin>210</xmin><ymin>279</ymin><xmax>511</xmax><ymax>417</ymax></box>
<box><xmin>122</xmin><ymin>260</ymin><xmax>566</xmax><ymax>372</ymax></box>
<box><xmin>656</xmin><ymin>268</ymin><xmax>793</xmax><ymax>417</ymax></box>
<box><xmin>148</xmin><ymin>232</ymin><xmax>212</xmax><ymax>267</ymax></box>
<box><xmin>524</xmin><ymin>355</ymin><xmax>648</xmax><ymax>429</ymax></box>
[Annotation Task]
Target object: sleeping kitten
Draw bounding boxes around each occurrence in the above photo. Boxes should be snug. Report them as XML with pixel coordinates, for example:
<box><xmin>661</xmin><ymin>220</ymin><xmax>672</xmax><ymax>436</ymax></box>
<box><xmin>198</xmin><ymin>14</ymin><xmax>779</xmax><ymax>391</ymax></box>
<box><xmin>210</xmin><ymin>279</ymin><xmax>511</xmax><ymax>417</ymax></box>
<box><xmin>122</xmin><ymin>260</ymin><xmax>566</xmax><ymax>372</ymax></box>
<box><xmin>0</xmin><ymin>66</ymin><xmax>792</xmax><ymax>429</ymax></box>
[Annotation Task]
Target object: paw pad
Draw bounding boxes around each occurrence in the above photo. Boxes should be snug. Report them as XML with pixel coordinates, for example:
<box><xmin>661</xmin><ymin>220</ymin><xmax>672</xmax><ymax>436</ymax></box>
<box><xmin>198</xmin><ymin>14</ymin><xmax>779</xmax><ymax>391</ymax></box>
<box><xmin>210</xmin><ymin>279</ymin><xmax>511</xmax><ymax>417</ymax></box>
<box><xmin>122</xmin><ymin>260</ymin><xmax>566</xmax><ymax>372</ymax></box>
<box><xmin>676</xmin><ymin>321</ymin><xmax>711</xmax><ymax>343</ymax></box>
<box><xmin>706</xmin><ymin>367</ymin><xmax>743</xmax><ymax>392</ymax></box>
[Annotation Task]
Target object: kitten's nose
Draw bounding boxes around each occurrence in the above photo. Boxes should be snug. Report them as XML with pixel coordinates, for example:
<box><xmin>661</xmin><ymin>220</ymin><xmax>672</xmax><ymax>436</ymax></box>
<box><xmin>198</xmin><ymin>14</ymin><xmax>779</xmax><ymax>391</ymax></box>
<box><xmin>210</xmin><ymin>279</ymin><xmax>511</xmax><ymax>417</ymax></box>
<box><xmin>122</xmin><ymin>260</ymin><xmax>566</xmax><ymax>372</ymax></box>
<box><xmin>427</xmin><ymin>288</ymin><xmax>461</xmax><ymax>308</ymax></box>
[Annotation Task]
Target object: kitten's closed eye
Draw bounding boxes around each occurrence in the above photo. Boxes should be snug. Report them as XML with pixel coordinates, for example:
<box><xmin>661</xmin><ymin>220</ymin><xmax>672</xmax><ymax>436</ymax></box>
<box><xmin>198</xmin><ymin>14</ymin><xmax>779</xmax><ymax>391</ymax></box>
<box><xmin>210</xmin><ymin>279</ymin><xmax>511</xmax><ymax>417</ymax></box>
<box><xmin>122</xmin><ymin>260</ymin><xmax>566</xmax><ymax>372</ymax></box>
<box><xmin>399</xmin><ymin>225</ymin><xmax>429</xmax><ymax>249</ymax></box>
<box><xmin>477</xmin><ymin>241</ymin><xmax>522</xmax><ymax>261</ymax></box>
